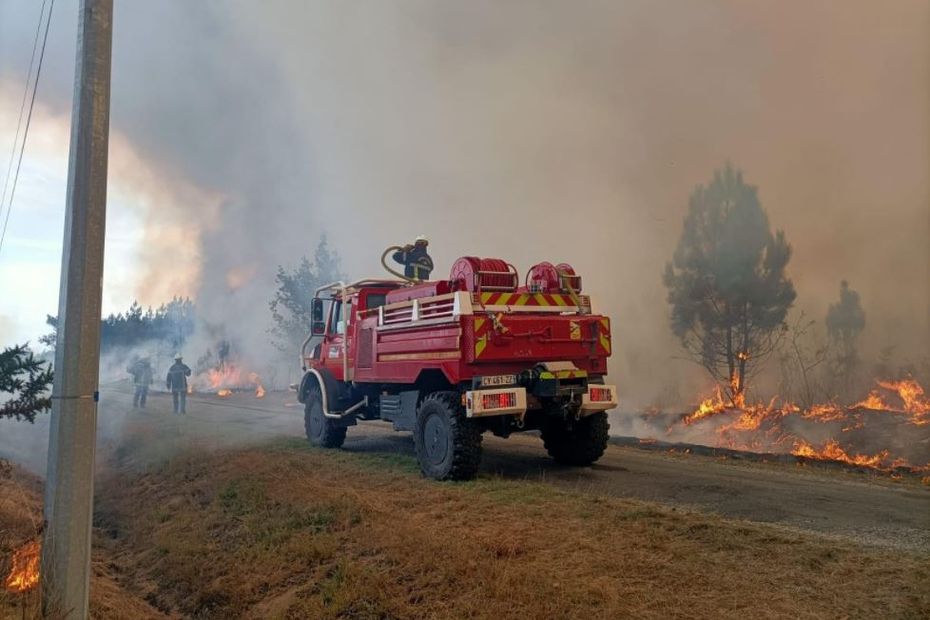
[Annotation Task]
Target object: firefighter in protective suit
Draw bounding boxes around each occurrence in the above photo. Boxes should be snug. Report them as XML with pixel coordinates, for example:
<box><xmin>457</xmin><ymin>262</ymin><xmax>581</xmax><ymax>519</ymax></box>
<box><xmin>392</xmin><ymin>235</ymin><xmax>434</xmax><ymax>280</ymax></box>
<box><xmin>166</xmin><ymin>353</ymin><xmax>192</xmax><ymax>414</ymax></box>
<box><xmin>127</xmin><ymin>356</ymin><xmax>153</xmax><ymax>408</ymax></box>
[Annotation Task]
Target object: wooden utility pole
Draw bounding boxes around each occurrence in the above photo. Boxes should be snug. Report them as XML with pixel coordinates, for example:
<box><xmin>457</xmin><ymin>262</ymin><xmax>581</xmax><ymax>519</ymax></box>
<box><xmin>41</xmin><ymin>1</ymin><xmax>112</xmax><ymax>617</ymax></box>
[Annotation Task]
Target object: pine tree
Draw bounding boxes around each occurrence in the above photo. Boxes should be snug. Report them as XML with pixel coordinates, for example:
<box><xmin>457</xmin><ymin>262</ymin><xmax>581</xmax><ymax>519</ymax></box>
<box><xmin>0</xmin><ymin>344</ymin><xmax>53</xmax><ymax>422</ymax></box>
<box><xmin>269</xmin><ymin>235</ymin><xmax>345</xmax><ymax>357</ymax></box>
<box><xmin>826</xmin><ymin>280</ymin><xmax>866</xmax><ymax>397</ymax></box>
<box><xmin>664</xmin><ymin>164</ymin><xmax>796</xmax><ymax>402</ymax></box>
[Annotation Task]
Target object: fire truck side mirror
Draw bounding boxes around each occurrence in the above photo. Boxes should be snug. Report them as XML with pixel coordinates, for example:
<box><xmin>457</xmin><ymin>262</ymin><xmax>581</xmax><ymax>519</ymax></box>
<box><xmin>311</xmin><ymin>298</ymin><xmax>324</xmax><ymax>322</ymax></box>
<box><xmin>311</xmin><ymin>321</ymin><xmax>326</xmax><ymax>336</ymax></box>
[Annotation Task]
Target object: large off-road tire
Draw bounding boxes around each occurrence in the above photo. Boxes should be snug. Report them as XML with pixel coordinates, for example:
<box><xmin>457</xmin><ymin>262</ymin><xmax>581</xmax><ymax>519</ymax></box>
<box><xmin>541</xmin><ymin>412</ymin><xmax>609</xmax><ymax>466</ymax></box>
<box><xmin>304</xmin><ymin>386</ymin><xmax>347</xmax><ymax>448</ymax></box>
<box><xmin>414</xmin><ymin>391</ymin><xmax>482</xmax><ymax>481</ymax></box>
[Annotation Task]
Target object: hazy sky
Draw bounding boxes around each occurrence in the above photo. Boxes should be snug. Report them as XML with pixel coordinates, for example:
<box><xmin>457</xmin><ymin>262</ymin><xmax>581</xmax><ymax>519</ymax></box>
<box><xmin>1</xmin><ymin>1</ymin><xmax>927</xmax><ymax>406</ymax></box>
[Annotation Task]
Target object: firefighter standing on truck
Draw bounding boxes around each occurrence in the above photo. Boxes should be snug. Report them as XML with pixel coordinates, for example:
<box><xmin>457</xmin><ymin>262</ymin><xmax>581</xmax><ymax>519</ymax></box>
<box><xmin>392</xmin><ymin>235</ymin><xmax>434</xmax><ymax>280</ymax></box>
<box><xmin>166</xmin><ymin>353</ymin><xmax>191</xmax><ymax>414</ymax></box>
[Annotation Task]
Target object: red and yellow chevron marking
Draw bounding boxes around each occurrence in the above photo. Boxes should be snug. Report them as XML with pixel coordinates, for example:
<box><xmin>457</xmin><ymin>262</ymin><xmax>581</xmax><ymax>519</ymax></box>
<box><xmin>474</xmin><ymin>317</ymin><xmax>489</xmax><ymax>358</ymax></box>
<box><xmin>476</xmin><ymin>292</ymin><xmax>580</xmax><ymax>307</ymax></box>
<box><xmin>598</xmin><ymin>317</ymin><xmax>611</xmax><ymax>355</ymax></box>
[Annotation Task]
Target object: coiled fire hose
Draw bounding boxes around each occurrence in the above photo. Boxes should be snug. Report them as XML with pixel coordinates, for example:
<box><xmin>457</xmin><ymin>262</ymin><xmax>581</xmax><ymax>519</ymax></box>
<box><xmin>382</xmin><ymin>245</ymin><xmax>585</xmax><ymax>313</ymax></box>
<box><xmin>381</xmin><ymin>245</ymin><xmax>418</xmax><ymax>283</ymax></box>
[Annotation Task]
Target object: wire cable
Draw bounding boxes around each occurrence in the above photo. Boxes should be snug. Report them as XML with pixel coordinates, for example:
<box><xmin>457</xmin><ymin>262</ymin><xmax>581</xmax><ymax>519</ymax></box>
<box><xmin>0</xmin><ymin>0</ymin><xmax>47</xmax><ymax>219</ymax></box>
<box><xmin>0</xmin><ymin>0</ymin><xmax>55</xmax><ymax>258</ymax></box>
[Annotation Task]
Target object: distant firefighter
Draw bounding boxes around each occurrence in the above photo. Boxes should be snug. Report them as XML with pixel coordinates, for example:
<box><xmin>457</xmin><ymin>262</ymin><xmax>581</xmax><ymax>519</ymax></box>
<box><xmin>166</xmin><ymin>353</ymin><xmax>192</xmax><ymax>414</ymax></box>
<box><xmin>392</xmin><ymin>235</ymin><xmax>434</xmax><ymax>280</ymax></box>
<box><xmin>127</xmin><ymin>356</ymin><xmax>153</xmax><ymax>408</ymax></box>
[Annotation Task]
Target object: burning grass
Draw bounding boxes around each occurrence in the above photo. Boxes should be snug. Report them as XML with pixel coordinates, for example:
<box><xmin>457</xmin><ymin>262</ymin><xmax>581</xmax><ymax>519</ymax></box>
<box><xmin>194</xmin><ymin>364</ymin><xmax>265</xmax><ymax>399</ymax></box>
<box><xmin>4</xmin><ymin>540</ymin><xmax>39</xmax><ymax>594</ymax></box>
<box><xmin>0</xmin><ymin>460</ymin><xmax>42</xmax><ymax>616</ymax></box>
<box><xmin>661</xmin><ymin>377</ymin><xmax>930</xmax><ymax>473</ymax></box>
<box><xmin>92</xmin><ymin>440</ymin><xmax>930</xmax><ymax>619</ymax></box>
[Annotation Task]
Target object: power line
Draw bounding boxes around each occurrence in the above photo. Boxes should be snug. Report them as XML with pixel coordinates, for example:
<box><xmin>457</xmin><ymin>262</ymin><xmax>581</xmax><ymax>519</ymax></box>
<box><xmin>0</xmin><ymin>0</ymin><xmax>55</xmax><ymax>258</ymax></box>
<box><xmin>0</xmin><ymin>0</ymin><xmax>47</xmax><ymax>217</ymax></box>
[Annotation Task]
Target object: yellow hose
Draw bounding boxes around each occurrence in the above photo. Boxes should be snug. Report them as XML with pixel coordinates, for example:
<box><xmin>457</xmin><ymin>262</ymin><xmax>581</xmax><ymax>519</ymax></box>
<box><xmin>381</xmin><ymin>245</ymin><xmax>418</xmax><ymax>282</ymax></box>
<box><xmin>557</xmin><ymin>268</ymin><xmax>586</xmax><ymax>313</ymax></box>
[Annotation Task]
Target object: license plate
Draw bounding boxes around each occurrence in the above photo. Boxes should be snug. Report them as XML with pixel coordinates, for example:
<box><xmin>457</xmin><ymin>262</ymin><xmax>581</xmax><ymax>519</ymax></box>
<box><xmin>480</xmin><ymin>374</ymin><xmax>517</xmax><ymax>387</ymax></box>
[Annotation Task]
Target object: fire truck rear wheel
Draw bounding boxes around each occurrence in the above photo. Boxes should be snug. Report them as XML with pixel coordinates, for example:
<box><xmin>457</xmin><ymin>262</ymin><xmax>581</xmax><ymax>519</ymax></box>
<box><xmin>542</xmin><ymin>411</ymin><xmax>609</xmax><ymax>466</ymax></box>
<box><xmin>304</xmin><ymin>386</ymin><xmax>347</xmax><ymax>449</ymax></box>
<box><xmin>414</xmin><ymin>391</ymin><xmax>482</xmax><ymax>481</ymax></box>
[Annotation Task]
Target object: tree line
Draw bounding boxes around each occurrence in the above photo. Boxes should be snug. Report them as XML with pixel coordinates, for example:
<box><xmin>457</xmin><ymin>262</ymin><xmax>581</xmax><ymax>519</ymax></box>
<box><xmin>40</xmin><ymin>297</ymin><xmax>197</xmax><ymax>354</ymax></box>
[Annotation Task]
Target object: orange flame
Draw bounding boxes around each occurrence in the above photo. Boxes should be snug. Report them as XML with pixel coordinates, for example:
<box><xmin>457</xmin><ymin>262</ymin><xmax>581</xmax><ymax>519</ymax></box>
<box><xmin>199</xmin><ymin>365</ymin><xmax>266</xmax><ymax>398</ymax></box>
<box><xmin>849</xmin><ymin>378</ymin><xmax>930</xmax><ymax>425</ymax></box>
<box><xmin>247</xmin><ymin>372</ymin><xmax>266</xmax><ymax>398</ymax></box>
<box><xmin>207</xmin><ymin>365</ymin><xmax>242</xmax><ymax>390</ymax></box>
<box><xmin>792</xmin><ymin>439</ymin><xmax>889</xmax><ymax>469</ymax></box>
<box><xmin>683</xmin><ymin>386</ymin><xmax>730</xmax><ymax>425</ymax></box>
<box><xmin>729</xmin><ymin>370</ymin><xmax>746</xmax><ymax>409</ymax></box>
<box><xmin>5</xmin><ymin>539</ymin><xmax>40</xmax><ymax>593</ymax></box>
<box><xmin>877</xmin><ymin>378</ymin><xmax>930</xmax><ymax>423</ymax></box>
<box><xmin>803</xmin><ymin>402</ymin><xmax>846</xmax><ymax>422</ymax></box>
<box><xmin>683</xmin><ymin>381</ymin><xmax>749</xmax><ymax>425</ymax></box>
<box><xmin>674</xmin><ymin>377</ymin><xmax>930</xmax><ymax>472</ymax></box>
<box><xmin>850</xmin><ymin>390</ymin><xmax>888</xmax><ymax>411</ymax></box>
<box><xmin>718</xmin><ymin>398</ymin><xmax>780</xmax><ymax>433</ymax></box>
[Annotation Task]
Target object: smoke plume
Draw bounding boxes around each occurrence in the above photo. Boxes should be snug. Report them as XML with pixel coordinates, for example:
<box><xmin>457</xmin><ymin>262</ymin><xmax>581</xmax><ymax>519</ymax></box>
<box><xmin>1</xmin><ymin>0</ymin><xmax>927</xmax><ymax>409</ymax></box>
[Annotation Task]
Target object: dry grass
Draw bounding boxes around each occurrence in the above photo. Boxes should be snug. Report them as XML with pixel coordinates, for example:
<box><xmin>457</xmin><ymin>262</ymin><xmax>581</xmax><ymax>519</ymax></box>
<box><xmin>0</xmin><ymin>460</ymin><xmax>43</xmax><ymax>619</ymax></box>
<box><xmin>0</xmin><ymin>460</ymin><xmax>169</xmax><ymax>620</ymax></box>
<box><xmin>92</xmin><ymin>439</ymin><xmax>929</xmax><ymax>619</ymax></box>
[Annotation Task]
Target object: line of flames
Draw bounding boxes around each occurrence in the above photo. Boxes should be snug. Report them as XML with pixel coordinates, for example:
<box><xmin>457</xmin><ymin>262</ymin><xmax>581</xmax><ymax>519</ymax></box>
<box><xmin>194</xmin><ymin>364</ymin><xmax>266</xmax><ymax>398</ymax></box>
<box><xmin>679</xmin><ymin>377</ymin><xmax>930</xmax><ymax>472</ymax></box>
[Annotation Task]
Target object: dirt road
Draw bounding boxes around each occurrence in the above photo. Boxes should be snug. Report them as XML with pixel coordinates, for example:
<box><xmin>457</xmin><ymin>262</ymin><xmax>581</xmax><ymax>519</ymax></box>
<box><xmin>84</xmin><ymin>389</ymin><xmax>930</xmax><ymax>553</ymax></box>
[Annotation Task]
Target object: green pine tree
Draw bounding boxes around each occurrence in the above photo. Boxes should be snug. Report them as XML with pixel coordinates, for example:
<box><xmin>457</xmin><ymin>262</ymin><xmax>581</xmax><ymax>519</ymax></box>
<box><xmin>664</xmin><ymin>164</ymin><xmax>796</xmax><ymax>401</ymax></box>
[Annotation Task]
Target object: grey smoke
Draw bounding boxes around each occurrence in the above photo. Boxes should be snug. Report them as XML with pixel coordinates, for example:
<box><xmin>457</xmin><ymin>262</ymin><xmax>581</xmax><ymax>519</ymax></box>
<box><xmin>1</xmin><ymin>1</ymin><xmax>927</xmax><ymax>412</ymax></box>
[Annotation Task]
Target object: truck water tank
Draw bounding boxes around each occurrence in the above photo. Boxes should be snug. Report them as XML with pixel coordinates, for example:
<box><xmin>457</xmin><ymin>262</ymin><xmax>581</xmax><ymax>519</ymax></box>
<box><xmin>450</xmin><ymin>256</ymin><xmax>518</xmax><ymax>292</ymax></box>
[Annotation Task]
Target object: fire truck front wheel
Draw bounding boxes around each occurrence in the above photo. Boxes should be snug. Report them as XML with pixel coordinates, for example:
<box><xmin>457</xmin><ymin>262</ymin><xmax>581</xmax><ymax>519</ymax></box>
<box><xmin>304</xmin><ymin>386</ymin><xmax>347</xmax><ymax>449</ymax></box>
<box><xmin>414</xmin><ymin>391</ymin><xmax>483</xmax><ymax>481</ymax></box>
<box><xmin>541</xmin><ymin>412</ymin><xmax>609</xmax><ymax>466</ymax></box>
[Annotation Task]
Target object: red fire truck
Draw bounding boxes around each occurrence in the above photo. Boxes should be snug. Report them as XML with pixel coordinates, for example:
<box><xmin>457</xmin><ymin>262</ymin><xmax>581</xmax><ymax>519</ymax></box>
<box><xmin>296</xmin><ymin>256</ymin><xmax>617</xmax><ymax>480</ymax></box>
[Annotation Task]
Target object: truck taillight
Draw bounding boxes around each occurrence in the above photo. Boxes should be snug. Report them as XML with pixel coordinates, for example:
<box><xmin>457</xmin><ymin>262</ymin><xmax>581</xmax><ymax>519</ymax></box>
<box><xmin>589</xmin><ymin>387</ymin><xmax>611</xmax><ymax>402</ymax></box>
<box><xmin>482</xmin><ymin>391</ymin><xmax>517</xmax><ymax>410</ymax></box>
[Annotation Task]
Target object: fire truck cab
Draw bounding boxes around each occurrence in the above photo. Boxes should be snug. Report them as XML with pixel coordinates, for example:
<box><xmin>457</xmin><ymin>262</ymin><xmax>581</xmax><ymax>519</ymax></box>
<box><xmin>296</xmin><ymin>256</ymin><xmax>617</xmax><ymax>480</ymax></box>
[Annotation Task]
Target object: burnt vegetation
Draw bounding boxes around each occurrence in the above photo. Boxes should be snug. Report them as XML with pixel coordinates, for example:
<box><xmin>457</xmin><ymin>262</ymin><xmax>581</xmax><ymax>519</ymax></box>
<box><xmin>657</xmin><ymin>166</ymin><xmax>930</xmax><ymax>472</ymax></box>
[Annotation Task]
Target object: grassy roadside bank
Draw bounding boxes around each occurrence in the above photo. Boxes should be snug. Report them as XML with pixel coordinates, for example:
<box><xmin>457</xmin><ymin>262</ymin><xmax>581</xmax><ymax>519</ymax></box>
<box><xmin>0</xmin><ymin>463</ymin><xmax>169</xmax><ymax>620</ymax></box>
<box><xmin>91</xmin><ymin>438</ymin><xmax>928</xmax><ymax>619</ymax></box>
